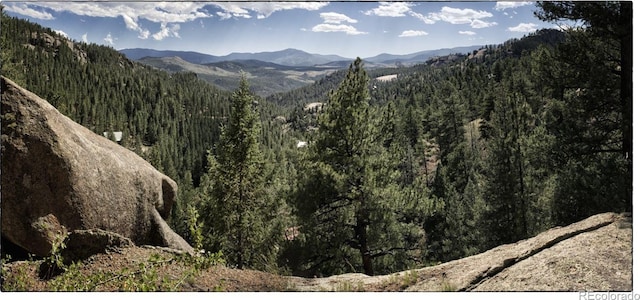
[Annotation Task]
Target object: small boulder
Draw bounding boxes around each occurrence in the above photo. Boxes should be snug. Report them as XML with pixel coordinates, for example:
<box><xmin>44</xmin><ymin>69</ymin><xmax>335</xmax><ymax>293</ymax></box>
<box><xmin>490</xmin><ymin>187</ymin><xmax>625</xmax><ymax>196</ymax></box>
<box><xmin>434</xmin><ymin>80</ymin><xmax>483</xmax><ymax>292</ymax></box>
<box><xmin>62</xmin><ymin>229</ymin><xmax>135</xmax><ymax>263</ymax></box>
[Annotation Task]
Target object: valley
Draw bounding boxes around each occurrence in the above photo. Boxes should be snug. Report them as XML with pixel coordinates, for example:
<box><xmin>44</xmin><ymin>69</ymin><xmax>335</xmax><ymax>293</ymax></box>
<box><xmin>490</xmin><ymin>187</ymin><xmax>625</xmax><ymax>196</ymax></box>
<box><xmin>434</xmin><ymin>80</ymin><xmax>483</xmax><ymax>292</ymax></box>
<box><xmin>136</xmin><ymin>56</ymin><xmax>340</xmax><ymax>97</ymax></box>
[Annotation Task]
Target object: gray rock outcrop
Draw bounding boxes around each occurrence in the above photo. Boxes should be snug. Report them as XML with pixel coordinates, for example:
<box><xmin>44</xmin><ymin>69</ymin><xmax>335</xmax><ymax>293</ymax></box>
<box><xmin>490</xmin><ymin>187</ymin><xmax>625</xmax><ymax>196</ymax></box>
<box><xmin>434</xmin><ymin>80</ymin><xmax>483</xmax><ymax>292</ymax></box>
<box><xmin>288</xmin><ymin>212</ymin><xmax>631</xmax><ymax>291</ymax></box>
<box><xmin>1</xmin><ymin>76</ymin><xmax>193</xmax><ymax>257</ymax></box>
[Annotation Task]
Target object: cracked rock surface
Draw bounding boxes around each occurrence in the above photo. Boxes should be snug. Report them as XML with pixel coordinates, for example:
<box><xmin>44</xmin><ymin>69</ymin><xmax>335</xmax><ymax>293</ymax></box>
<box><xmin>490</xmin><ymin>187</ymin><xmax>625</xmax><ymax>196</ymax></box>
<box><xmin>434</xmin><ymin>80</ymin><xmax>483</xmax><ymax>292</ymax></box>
<box><xmin>288</xmin><ymin>212</ymin><xmax>631</xmax><ymax>292</ymax></box>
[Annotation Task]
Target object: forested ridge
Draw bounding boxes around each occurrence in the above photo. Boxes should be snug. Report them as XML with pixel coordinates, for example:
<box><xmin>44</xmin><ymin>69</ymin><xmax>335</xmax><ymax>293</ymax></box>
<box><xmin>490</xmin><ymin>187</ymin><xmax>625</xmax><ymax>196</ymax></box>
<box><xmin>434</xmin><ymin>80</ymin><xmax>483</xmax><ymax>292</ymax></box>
<box><xmin>1</xmin><ymin>2</ymin><xmax>631</xmax><ymax>278</ymax></box>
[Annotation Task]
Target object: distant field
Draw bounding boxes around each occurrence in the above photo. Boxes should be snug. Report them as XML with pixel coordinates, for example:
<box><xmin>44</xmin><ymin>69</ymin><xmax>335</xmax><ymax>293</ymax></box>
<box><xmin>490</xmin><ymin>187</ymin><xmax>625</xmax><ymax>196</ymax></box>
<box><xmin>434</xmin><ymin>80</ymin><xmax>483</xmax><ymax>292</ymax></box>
<box><xmin>375</xmin><ymin>74</ymin><xmax>398</xmax><ymax>82</ymax></box>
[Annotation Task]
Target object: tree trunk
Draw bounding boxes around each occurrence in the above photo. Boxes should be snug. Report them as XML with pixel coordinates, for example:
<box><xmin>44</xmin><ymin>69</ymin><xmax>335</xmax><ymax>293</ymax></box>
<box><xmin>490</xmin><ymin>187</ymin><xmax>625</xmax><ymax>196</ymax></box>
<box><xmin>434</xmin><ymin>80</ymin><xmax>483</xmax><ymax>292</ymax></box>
<box><xmin>355</xmin><ymin>209</ymin><xmax>373</xmax><ymax>276</ymax></box>
<box><xmin>357</xmin><ymin>224</ymin><xmax>373</xmax><ymax>276</ymax></box>
<box><xmin>237</xmin><ymin>169</ymin><xmax>245</xmax><ymax>269</ymax></box>
<box><xmin>513</xmin><ymin>96</ymin><xmax>528</xmax><ymax>238</ymax></box>
<box><xmin>620</xmin><ymin>1</ymin><xmax>632</xmax><ymax>211</ymax></box>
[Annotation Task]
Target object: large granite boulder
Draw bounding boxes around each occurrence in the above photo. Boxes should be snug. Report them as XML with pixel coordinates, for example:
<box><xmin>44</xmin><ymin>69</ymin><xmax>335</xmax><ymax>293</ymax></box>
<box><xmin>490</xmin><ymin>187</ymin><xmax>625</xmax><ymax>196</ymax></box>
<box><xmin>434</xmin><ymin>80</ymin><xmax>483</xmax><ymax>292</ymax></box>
<box><xmin>1</xmin><ymin>76</ymin><xmax>193</xmax><ymax>256</ymax></box>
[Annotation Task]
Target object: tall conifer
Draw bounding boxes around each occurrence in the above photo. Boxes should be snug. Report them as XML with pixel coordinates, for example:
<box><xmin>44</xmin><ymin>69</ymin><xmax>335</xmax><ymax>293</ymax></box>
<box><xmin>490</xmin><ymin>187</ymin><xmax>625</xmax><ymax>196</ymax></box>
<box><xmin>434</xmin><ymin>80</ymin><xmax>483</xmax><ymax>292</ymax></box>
<box><xmin>201</xmin><ymin>76</ymin><xmax>277</xmax><ymax>269</ymax></box>
<box><xmin>294</xmin><ymin>58</ymin><xmax>427</xmax><ymax>276</ymax></box>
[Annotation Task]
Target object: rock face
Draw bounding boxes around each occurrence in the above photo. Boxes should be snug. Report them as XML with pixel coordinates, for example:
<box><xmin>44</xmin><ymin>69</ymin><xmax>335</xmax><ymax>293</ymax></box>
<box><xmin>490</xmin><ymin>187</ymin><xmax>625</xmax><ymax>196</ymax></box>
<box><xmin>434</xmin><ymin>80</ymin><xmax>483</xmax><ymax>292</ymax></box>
<box><xmin>27</xmin><ymin>32</ymin><xmax>88</xmax><ymax>64</ymax></box>
<box><xmin>1</xmin><ymin>76</ymin><xmax>193</xmax><ymax>257</ymax></box>
<box><xmin>289</xmin><ymin>212</ymin><xmax>631</xmax><ymax>291</ymax></box>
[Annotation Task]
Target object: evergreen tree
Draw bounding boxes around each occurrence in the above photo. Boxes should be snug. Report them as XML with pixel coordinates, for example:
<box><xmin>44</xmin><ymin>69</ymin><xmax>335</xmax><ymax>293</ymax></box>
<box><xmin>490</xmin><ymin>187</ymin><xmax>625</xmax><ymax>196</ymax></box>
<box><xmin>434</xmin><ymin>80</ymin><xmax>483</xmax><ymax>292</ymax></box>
<box><xmin>200</xmin><ymin>76</ymin><xmax>280</xmax><ymax>269</ymax></box>
<box><xmin>481</xmin><ymin>91</ymin><xmax>529</xmax><ymax>246</ymax></box>
<box><xmin>535</xmin><ymin>1</ymin><xmax>632</xmax><ymax>222</ymax></box>
<box><xmin>293</xmin><ymin>58</ymin><xmax>427</xmax><ymax>276</ymax></box>
<box><xmin>423</xmin><ymin>83</ymin><xmax>476</xmax><ymax>262</ymax></box>
<box><xmin>0</xmin><ymin>6</ymin><xmax>25</xmax><ymax>86</ymax></box>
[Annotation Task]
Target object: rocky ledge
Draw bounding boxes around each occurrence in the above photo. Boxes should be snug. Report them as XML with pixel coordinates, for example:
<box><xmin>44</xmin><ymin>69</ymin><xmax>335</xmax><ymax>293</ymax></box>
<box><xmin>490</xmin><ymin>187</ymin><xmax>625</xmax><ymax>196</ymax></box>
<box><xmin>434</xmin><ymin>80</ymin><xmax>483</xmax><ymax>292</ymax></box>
<box><xmin>289</xmin><ymin>212</ymin><xmax>631</xmax><ymax>292</ymax></box>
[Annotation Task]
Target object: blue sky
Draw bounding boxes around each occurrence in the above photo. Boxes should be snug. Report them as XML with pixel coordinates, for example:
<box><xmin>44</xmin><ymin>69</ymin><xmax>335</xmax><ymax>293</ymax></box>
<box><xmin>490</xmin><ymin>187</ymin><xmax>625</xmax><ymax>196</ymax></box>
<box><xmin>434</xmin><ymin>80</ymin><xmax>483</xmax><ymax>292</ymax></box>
<box><xmin>3</xmin><ymin>1</ymin><xmax>561</xmax><ymax>58</ymax></box>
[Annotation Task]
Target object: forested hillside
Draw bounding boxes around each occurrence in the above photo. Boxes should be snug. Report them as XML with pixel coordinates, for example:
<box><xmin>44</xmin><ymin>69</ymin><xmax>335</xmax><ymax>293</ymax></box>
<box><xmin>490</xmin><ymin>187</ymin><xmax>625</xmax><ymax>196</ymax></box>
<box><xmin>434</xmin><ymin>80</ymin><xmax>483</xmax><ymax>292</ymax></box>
<box><xmin>1</xmin><ymin>2</ymin><xmax>631</xmax><ymax>278</ymax></box>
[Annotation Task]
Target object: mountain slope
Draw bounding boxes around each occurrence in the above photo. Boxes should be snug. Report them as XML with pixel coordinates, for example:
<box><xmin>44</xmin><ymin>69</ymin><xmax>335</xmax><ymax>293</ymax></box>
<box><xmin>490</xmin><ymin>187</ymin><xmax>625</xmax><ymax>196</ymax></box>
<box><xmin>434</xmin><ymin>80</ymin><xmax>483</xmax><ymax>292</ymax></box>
<box><xmin>138</xmin><ymin>56</ymin><xmax>341</xmax><ymax>97</ymax></box>
<box><xmin>118</xmin><ymin>48</ymin><xmax>218</xmax><ymax>64</ymax></box>
<box><xmin>364</xmin><ymin>45</ymin><xmax>482</xmax><ymax>64</ymax></box>
<box><xmin>1</xmin><ymin>12</ymin><xmax>236</xmax><ymax>192</ymax></box>
<box><xmin>219</xmin><ymin>48</ymin><xmax>349</xmax><ymax>67</ymax></box>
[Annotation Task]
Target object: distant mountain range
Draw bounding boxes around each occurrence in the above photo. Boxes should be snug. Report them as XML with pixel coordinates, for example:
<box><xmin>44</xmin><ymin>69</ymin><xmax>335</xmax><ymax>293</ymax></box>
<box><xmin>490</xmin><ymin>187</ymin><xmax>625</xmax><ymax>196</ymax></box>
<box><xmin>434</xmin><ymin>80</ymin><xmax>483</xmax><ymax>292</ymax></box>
<box><xmin>119</xmin><ymin>48</ymin><xmax>349</xmax><ymax>67</ymax></box>
<box><xmin>119</xmin><ymin>45</ymin><xmax>483</xmax><ymax>96</ymax></box>
<box><xmin>119</xmin><ymin>46</ymin><xmax>483</xmax><ymax>67</ymax></box>
<box><xmin>366</xmin><ymin>45</ymin><xmax>483</xmax><ymax>64</ymax></box>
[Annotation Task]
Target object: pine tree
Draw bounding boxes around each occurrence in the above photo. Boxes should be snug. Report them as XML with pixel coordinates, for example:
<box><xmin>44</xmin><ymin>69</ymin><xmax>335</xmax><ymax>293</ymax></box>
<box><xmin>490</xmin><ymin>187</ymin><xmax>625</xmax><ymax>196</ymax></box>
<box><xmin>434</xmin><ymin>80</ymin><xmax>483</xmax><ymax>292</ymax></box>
<box><xmin>200</xmin><ymin>76</ymin><xmax>278</xmax><ymax>269</ymax></box>
<box><xmin>293</xmin><ymin>58</ymin><xmax>427</xmax><ymax>276</ymax></box>
<box><xmin>480</xmin><ymin>90</ymin><xmax>535</xmax><ymax>247</ymax></box>
<box><xmin>0</xmin><ymin>7</ymin><xmax>25</xmax><ymax>86</ymax></box>
<box><xmin>534</xmin><ymin>1</ymin><xmax>632</xmax><ymax>222</ymax></box>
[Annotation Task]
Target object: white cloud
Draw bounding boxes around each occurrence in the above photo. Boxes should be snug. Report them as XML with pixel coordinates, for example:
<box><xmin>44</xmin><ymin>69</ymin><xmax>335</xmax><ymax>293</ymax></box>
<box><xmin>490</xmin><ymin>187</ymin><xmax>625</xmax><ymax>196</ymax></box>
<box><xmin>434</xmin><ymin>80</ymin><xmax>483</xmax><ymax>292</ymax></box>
<box><xmin>122</xmin><ymin>14</ymin><xmax>150</xmax><ymax>39</ymax></box>
<box><xmin>213</xmin><ymin>2</ymin><xmax>328</xmax><ymax>20</ymax></box>
<box><xmin>312</xmin><ymin>10</ymin><xmax>363</xmax><ymax>35</ymax></box>
<box><xmin>214</xmin><ymin>3</ymin><xmax>251</xmax><ymax>19</ymax></box>
<box><xmin>471</xmin><ymin>19</ymin><xmax>498</xmax><ymax>28</ymax></box>
<box><xmin>364</xmin><ymin>2</ymin><xmax>413</xmax><ymax>17</ymax></box>
<box><xmin>320</xmin><ymin>12</ymin><xmax>357</xmax><ymax>24</ymax></box>
<box><xmin>433</xmin><ymin>6</ymin><xmax>493</xmax><ymax>25</ymax></box>
<box><xmin>399</xmin><ymin>30</ymin><xmax>428</xmax><ymax>38</ymax></box>
<box><xmin>17</xmin><ymin>3</ymin><xmax>211</xmax><ymax>23</ymax></box>
<box><xmin>122</xmin><ymin>14</ymin><xmax>139</xmax><ymax>31</ymax></box>
<box><xmin>312</xmin><ymin>24</ymin><xmax>367</xmax><ymax>35</ymax></box>
<box><xmin>365</xmin><ymin>4</ymin><xmax>498</xmax><ymax>29</ymax></box>
<box><xmin>4</xmin><ymin>3</ymin><xmax>55</xmax><ymax>20</ymax></box>
<box><xmin>54</xmin><ymin>30</ymin><xmax>68</xmax><ymax>38</ymax></box>
<box><xmin>216</xmin><ymin>11</ymin><xmax>251</xmax><ymax>20</ymax></box>
<box><xmin>82</xmin><ymin>33</ymin><xmax>88</xmax><ymax>43</ymax></box>
<box><xmin>495</xmin><ymin>2</ymin><xmax>533</xmax><ymax>11</ymax></box>
<box><xmin>139</xmin><ymin>29</ymin><xmax>150</xmax><ymax>40</ymax></box>
<box><xmin>364</xmin><ymin>2</ymin><xmax>438</xmax><ymax>24</ymax></box>
<box><xmin>5</xmin><ymin>2</ymin><xmax>211</xmax><ymax>41</ymax></box>
<box><xmin>508</xmin><ymin>22</ymin><xmax>538</xmax><ymax>32</ymax></box>
<box><xmin>104</xmin><ymin>33</ymin><xmax>114</xmax><ymax>45</ymax></box>
<box><xmin>408</xmin><ymin>11</ymin><xmax>437</xmax><ymax>24</ymax></box>
<box><xmin>459</xmin><ymin>30</ymin><xmax>477</xmax><ymax>35</ymax></box>
<box><xmin>152</xmin><ymin>23</ymin><xmax>181</xmax><ymax>41</ymax></box>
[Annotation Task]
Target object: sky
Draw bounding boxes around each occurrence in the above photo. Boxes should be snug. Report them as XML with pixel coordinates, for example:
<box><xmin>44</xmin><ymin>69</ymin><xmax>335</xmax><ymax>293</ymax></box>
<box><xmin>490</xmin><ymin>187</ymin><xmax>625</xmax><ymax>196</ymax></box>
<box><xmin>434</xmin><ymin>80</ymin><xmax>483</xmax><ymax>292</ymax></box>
<box><xmin>2</xmin><ymin>1</ymin><xmax>563</xmax><ymax>58</ymax></box>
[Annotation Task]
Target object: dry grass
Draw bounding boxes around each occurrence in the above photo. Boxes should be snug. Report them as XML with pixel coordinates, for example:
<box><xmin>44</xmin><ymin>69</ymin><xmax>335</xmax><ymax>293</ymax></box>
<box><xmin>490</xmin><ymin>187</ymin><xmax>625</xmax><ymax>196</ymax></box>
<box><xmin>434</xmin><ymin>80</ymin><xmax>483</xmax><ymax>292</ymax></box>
<box><xmin>2</xmin><ymin>213</ymin><xmax>631</xmax><ymax>292</ymax></box>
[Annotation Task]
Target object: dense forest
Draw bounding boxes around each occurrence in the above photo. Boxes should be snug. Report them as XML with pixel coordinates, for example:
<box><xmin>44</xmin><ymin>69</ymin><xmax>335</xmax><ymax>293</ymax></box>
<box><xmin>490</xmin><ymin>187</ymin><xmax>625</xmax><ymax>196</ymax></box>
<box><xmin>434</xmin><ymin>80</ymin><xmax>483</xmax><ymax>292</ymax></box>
<box><xmin>1</xmin><ymin>2</ymin><xmax>631</xmax><ymax>277</ymax></box>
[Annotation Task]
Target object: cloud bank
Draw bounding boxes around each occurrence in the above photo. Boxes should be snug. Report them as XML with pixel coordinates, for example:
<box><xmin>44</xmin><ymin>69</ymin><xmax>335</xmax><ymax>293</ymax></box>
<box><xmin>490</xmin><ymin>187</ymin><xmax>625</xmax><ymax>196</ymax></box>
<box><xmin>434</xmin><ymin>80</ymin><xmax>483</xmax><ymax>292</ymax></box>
<box><xmin>312</xmin><ymin>10</ymin><xmax>366</xmax><ymax>35</ymax></box>
<box><xmin>508</xmin><ymin>22</ymin><xmax>538</xmax><ymax>32</ymax></box>
<box><xmin>364</xmin><ymin>3</ymin><xmax>497</xmax><ymax>28</ymax></box>
<box><xmin>213</xmin><ymin>2</ymin><xmax>328</xmax><ymax>20</ymax></box>
<box><xmin>495</xmin><ymin>2</ymin><xmax>534</xmax><ymax>11</ymax></box>
<box><xmin>4</xmin><ymin>2</ymin><xmax>329</xmax><ymax>41</ymax></box>
<box><xmin>399</xmin><ymin>30</ymin><xmax>428</xmax><ymax>38</ymax></box>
